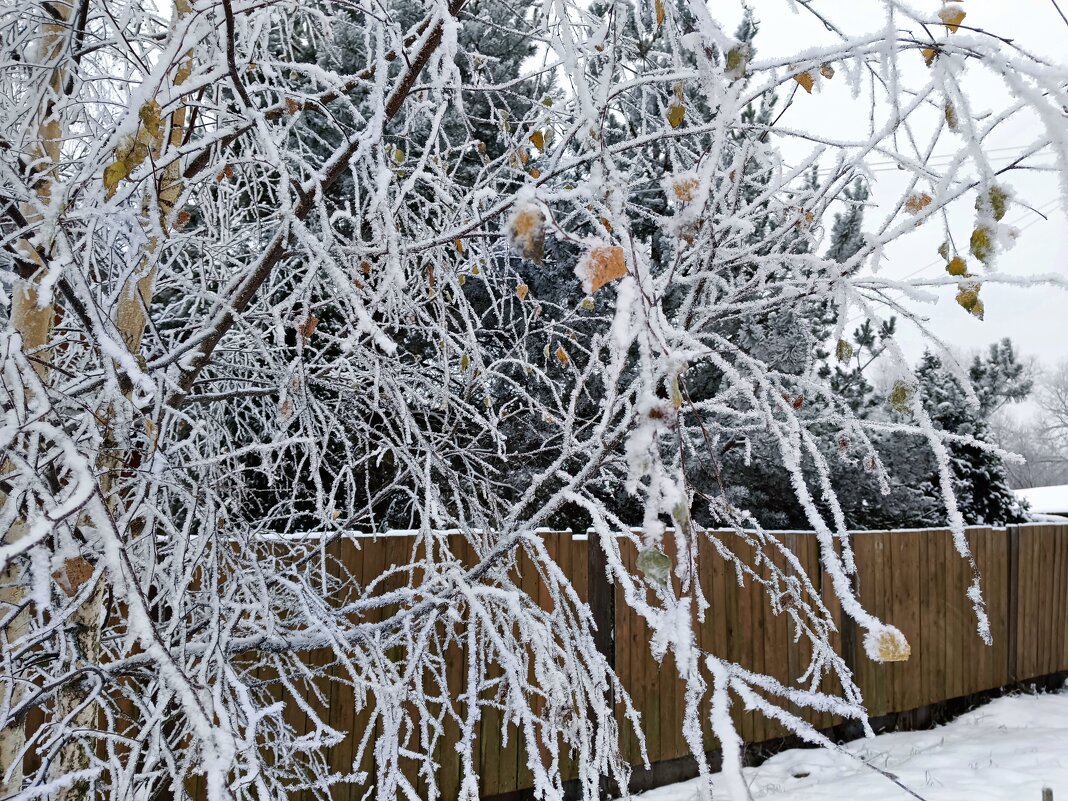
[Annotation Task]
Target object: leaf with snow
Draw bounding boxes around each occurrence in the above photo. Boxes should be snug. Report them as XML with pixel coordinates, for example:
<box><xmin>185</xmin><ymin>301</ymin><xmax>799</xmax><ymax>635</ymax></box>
<box><xmin>575</xmin><ymin>244</ymin><xmax>627</xmax><ymax>295</ymax></box>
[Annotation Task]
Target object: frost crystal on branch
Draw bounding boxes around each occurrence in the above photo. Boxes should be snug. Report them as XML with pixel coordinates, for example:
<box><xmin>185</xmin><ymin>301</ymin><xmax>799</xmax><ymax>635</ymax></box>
<box><xmin>0</xmin><ymin>0</ymin><xmax>1066</xmax><ymax>799</ymax></box>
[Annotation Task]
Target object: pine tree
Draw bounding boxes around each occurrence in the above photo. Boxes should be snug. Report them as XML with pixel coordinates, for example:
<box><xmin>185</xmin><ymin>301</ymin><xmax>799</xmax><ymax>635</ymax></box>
<box><xmin>915</xmin><ymin>349</ymin><xmax>1029</xmax><ymax>526</ymax></box>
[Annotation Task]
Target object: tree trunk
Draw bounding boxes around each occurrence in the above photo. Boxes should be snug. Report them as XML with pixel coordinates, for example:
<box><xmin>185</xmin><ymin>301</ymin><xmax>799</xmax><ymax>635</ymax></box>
<box><xmin>0</xmin><ymin>3</ymin><xmax>70</xmax><ymax>794</ymax></box>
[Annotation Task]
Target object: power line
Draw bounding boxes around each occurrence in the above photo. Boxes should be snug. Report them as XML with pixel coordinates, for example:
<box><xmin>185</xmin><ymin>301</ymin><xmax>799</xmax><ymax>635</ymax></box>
<box><xmin>802</xmin><ymin>144</ymin><xmax>1055</xmax><ymax>178</ymax></box>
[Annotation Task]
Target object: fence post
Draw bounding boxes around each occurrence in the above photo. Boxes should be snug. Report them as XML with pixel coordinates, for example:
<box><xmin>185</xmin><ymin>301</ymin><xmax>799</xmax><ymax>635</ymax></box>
<box><xmin>1007</xmin><ymin>524</ymin><xmax>1020</xmax><ymax>684</ymax></box>
<box><xmin>587</xmin><ymin>532</ymin><xmax>615</xmax><ymax>669</ymax></box>
<box><xmin>587</xmin><ymin>531</ymin><xmax>615</xmax><ymax>799</ymax></box>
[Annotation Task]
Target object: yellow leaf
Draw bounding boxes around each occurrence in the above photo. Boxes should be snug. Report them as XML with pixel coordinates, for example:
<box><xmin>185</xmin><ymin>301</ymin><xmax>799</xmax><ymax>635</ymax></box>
<box><xmin>666</xmin><ymin>103</ymin><xmax>685</xmax><ymax>128</ymax></box>
<box><xmin>515</xmin><ymin>282</ymin><xmax>529</xmax><ymax>300</ymax></box>
<box><xmin>555</xmin><ymin>345</ymin><xmax>570</xmax><ymax>366</ymax></box>
<box><xmin>724</xmin><ymin>45</ymin><xmax>751</xmax><ymax>80</ymax></box>
<box><xmin>579</xmin><ymin>245</ymin><xmax>628</xmax><ymax>294</ymax></box>
<box><xmin>976</xmin><ymin>185</ymin><xmax>1009</xmax><ymax>221</ymax></box>
<box><xmin>888</xmin><ymin>380</ymin><xmax>914</xmax><ymax>413</ymax></box>
<box><xmin>529</xmin><ymin>130</ymin><xmax>545</xmax><ymax>151</ymax></box>
<box><xmin>904</xmin><ymin>192</ymin><xmax>933</xmax><ymax>214</ymax></box>
<box><xmin>868</xmin><ymin>628</ymin><xmax>911</xmax><ymax>663</ymax></box>
<box><xmin>138</xmin><ymin>99</ymin><xmax>162</xmax><ymax>140</ymax></box>
<box><xmin>453</xmin><ymin>238</ymin><xmax>464</xmax><ymax>253</ymax></box>
<box><xmin>944</xmin><ymin>100</ymin><xmax>958</xmax><ymax>131</ymax></box>
<box><xmin>946</xmin><ymin>256</ymin><xmax>968</xmax><ymax>276</ymax></box>
<box><xmin>938</xmin><ymin>4</ymin><xmax>966</xmax><ymax>33</ymax></box>
<box><xmin>793</xmin><ymin>70</ymin><xmax>815</xmax><ymax>93</ymax></box>
<box><xmin>956</xmin><ymin>282</ymin><xmax>984</xmax><ymax>319</ymax></box>
<box><xmin>671</xmin><ymin>375</ymin><xmax>683</xmax><ymax>408</ymax></box>
<box><xmin>529</xmin><ymin>167</ymin><xmax>541</xmax><ymax>179</ymax></box>
<box><xmin>970</xmin><ymin>225</ymin><xmax>994</xmax><ymax>263</ymax></box>
<box><xmin>460</xmin><ymin>353</ymin><xmax>470</xmax><ymax>370</ymax></box>
<box><xmin>103</xmin><ymin>160</ymin><xmax>129</xmax><ymax>197</ymax></box>
<box><xmin>655</xmin><ymin>0</ymin><xmax>665</xmax><ymax>27</ymax></box>
<box><xmin>922</xmin><ymin>46</ymin><xmax>939</xmax><ymax>67</ymax></box>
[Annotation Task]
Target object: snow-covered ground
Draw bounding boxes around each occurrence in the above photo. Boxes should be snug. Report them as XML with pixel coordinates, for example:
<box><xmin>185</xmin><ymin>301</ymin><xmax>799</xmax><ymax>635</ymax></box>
<box><xmin>632</xmin><ymin>688</ymin><xmax>1068</xmax><ymax>800</ymax></box>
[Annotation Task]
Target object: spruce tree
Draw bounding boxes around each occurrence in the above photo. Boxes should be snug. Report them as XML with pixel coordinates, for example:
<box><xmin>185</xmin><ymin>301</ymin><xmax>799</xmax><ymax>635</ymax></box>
<box><xmin>915</xmin><ymin>349</ymin><xmax>1029</xmax><ymax>526</ymax></box>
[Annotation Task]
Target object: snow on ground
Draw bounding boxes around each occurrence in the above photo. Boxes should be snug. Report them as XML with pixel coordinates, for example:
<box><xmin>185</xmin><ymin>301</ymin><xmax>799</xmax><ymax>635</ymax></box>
<box><xmin>631</xmin><ymin>687</ymin><xmax>1068</xmax><ymax>800</ymax></box>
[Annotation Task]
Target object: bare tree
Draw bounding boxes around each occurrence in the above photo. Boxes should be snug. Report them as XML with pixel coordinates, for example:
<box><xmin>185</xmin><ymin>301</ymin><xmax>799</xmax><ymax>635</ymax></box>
<box><xmin>994</xmin><ymin>360</ymin><xmax>1068</xmax><ymax>490</ymax></box>
<box><xmin>0</xmin><ymin>1</ymin><xmax>1066</xmax><ymax>800</ymax></box>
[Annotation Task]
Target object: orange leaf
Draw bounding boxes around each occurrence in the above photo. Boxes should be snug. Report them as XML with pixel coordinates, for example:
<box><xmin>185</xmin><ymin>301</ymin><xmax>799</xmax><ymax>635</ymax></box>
<box><xmin>904</xmin><ymin>192</ymin><xmax>933</xmax><ymax>214</ymax></box>
<box><xmin>52</xmin><ymin>557</ymin><xmax>94</xmax><ymax>598</ymax></box>
<box><xmin>298</xmin><ymin>314</ymin><xmax>319</xmax><ymax>341</ymax></box>
<box><xmin>578</xmin><ymin>245</ymin><xmax>627</xmax><ymax>294</ymax></box>
<box><xmin>507</xmin><ymin>206</ymin><xmax>546</xmax><ymax>264</ymax></box>
<box><xmin>938</xmin><ymin>4</ymin><xmax>966</xmax><ymax>33</ymax></box>
<box><xmin>555</xmin><ymin>345</ymin><xmax>570</xmax><ymax>366</ymax></box>
<box><xmin>671</xmin><ymin>175</ymin><xmax>698</xmax><ymax>203</ymax></box>
<box><xmin>793</xmin><ymin>71</ymin><xmax>815</xmax><ymax>93</ymax></box>
<box><xmin>516</xmin><ymin>282</ymin><xmax>529</xmax><ymax>300</ymax></box>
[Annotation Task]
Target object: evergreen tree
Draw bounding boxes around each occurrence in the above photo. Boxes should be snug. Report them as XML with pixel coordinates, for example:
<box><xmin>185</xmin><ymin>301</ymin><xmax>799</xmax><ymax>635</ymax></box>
<box><xmin>969</xmin><ymin>338</ymin><xmax>1033</xmax><ymax>416</ymax></box>
<box><xmin>915</xmin><ymin>349</ymin><xmax>1029</xmax><ymax>526</ymax></box>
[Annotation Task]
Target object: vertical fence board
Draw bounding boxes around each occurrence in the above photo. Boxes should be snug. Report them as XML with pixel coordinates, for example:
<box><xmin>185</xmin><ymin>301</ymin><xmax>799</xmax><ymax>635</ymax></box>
<box><xmin>817</xmin><ymin>535</ymin><xmax>845</xmax><ymax>732</ymax></box>
<box><xmin>893</xmin><ymin>531</ymin><xmax>922</xmax><ymax>711</ymax></box>
<box><xmin>944</xmin><ymin>530</ymin><xmax>963</xmax><ymax>701</ymax></box>
<box><xmin>972</xmin><ymin>528</ymin><xmax>988</xmax><ymax>694</ymax></box>
<box><xmin>1050</xmin><ymin>527</ymin><xmax>1065</xmax><ymax>676</ymax></box>
<box><xmin>1021</xmin><ymin>526</ymin><xmax>1035</xmax><ymax>680</ymax></box>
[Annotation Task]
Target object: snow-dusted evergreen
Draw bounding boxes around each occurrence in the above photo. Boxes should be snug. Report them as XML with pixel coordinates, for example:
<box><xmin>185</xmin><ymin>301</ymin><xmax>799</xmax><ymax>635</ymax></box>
<box><xmin>1</xmin><ymin>1</ymin><xmax>1066</xmax><ymax>800</ymax></box>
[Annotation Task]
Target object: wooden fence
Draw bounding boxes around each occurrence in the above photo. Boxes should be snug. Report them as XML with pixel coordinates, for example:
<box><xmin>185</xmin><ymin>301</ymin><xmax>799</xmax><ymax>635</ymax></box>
<box><xmin>170</xmin><ymin>525</ymin><xmax>1068</xmax><ymax>798</ymax></box>
<box><xmin>214</xmin><ymin>523</ymin><xmax>1067</xmax><ymax>799</ymax></box>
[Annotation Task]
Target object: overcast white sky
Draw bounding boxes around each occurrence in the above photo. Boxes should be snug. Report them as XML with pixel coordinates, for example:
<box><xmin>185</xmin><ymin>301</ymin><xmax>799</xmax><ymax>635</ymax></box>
<box><xmin>713</xmin><ymin>1</ymin><xmax>1068</xmax><ymax>379</ymax></box>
